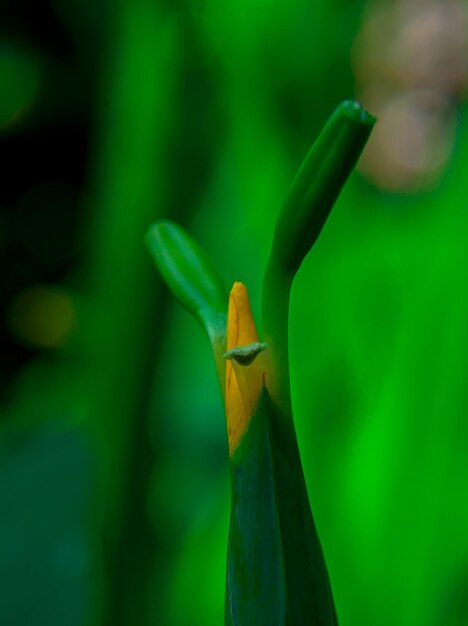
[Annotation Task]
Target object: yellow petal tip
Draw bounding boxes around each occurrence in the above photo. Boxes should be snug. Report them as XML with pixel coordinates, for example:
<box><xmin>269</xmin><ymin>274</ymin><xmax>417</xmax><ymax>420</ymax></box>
<box><xmin>225</xmin><ymin>282</ymin><xmax>264</xmax><ymax>456</ymax></box>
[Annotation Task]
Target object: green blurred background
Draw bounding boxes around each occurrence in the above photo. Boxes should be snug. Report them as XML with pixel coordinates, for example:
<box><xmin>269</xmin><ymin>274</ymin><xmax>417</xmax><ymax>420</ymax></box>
<box><xmin>1</xmin><ymin>0</ymin><xmax>468</xmax><ymax>624</ymax></box>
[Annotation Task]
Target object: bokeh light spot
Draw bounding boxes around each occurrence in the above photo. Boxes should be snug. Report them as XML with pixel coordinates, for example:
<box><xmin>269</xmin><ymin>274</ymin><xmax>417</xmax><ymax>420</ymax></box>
<box><xmin>0</xmin><ymin>44</ymin><xmax>41</xmax><ymax>131</ymax></box>
<box><xmin>353</xmin><ymin>0</ymin><xmax>468</xmax><ymax>192</ymax></box>
<box><xmin>6</xmin><ymin>285</ymin><xmax>76</xmax><ymax>349</ymax></box>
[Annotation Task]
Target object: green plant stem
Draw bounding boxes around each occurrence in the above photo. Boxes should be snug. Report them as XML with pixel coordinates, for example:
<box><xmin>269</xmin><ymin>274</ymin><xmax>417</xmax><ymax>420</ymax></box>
<box><xmin>262</xmin><ymin>101</ymin><xmax>375</xmax><ymax>412</ymax></box>
<box><xmin>226</xmin><ymin>387</ymin><xmax>338</xmax><ymax>626</ymax></box>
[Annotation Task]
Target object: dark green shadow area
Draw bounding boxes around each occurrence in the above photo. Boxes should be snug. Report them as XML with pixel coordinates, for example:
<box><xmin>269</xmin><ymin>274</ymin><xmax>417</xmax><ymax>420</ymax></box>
<box><xmin>0</xmin><ymin>430</ymin><xmax>92</xmax><ymax>626</ymax></box>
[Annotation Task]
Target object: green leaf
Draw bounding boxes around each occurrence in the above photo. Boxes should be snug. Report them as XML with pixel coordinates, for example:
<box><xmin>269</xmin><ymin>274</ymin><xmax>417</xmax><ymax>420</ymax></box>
<box><xmin>226</xmin><ymin>387</ymin><xmax>338</xmax><ymax>626</ymax></box>
<box><xmin>146</xmin><ymin>219</ymin><xmax>228</xmax><ymax>389</ymax></box>
<box><xmin>262</xmin><ymin>100</ymin><xmax>375</xmax><ymax>411</ymax></box>
<box><xmin>267</xmin><ymin>100</ymin><xmax>375</xmax><ymax>278</ymax></box>
<box><xmin>146</xmin><ymin>220</ymin><xmax>227</xmax><ymax>338</ymax></box>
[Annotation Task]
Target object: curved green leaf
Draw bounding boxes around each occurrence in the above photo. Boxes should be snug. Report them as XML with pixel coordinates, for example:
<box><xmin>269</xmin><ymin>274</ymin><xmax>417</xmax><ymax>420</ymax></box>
<box><xmin>146</xmin><ymin>219</ymin><xmax>227</xmax><ymax>339</ymax></box>
<box><xmin>146</xmin><ymin>219</ymin><xmax>228</xmax><ymax>390</ymax></box>
<box><xmin>262</xmin><ymin>100</ymin><xmax>375</xmax><ymax>410</ymax></box>
<box><xmin>267</xmin><ymin>100</ymin><xmax>375</xmax><ymax>278</ymax></box>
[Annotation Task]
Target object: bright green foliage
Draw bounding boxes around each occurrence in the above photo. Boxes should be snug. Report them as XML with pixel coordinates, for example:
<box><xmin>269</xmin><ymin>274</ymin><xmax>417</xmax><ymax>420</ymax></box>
<box><xmin>3</xmin><ymin>2</ymin><xmax>468</xmax><ymax>625</ymax></box>
<box><xmin>147</xmin><ymin>100</ymin><xmax>375</xmax><ymax>625</ymax></box>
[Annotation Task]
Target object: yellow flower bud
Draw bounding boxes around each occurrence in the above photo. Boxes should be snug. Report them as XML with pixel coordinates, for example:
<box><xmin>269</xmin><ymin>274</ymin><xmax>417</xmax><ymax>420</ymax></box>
<box><xmin>225</xmin><ymin>282</ymin><xmax>265</xmax><ymax>455</ymax></box>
